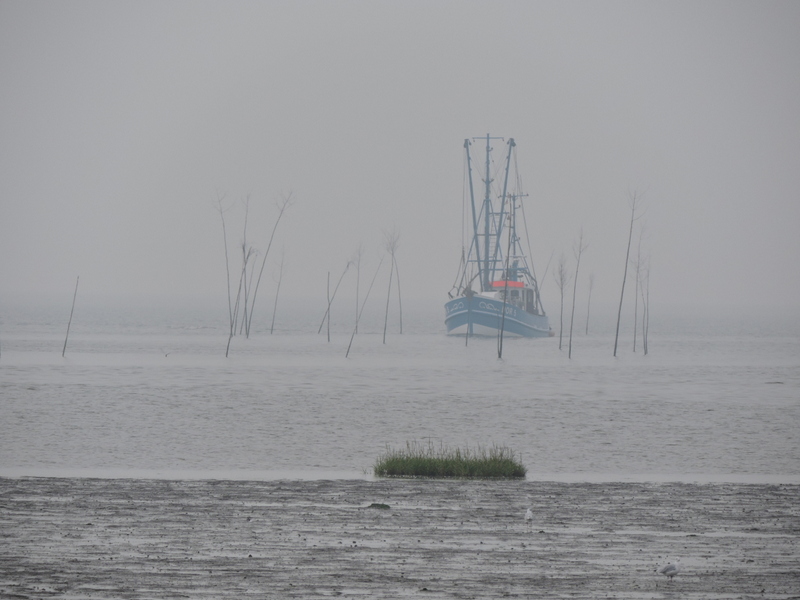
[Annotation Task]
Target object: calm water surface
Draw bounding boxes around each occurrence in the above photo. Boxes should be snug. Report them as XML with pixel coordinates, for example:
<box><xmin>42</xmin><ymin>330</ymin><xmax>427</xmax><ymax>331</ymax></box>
<box><xmin>1</xmin><ymin>303</ymin><xmax>798</xmax><ymax>482</ymax></box>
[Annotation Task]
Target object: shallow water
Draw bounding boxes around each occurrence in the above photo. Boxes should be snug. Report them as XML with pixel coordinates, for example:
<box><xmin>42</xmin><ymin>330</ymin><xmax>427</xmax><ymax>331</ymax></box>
<box><xmin>1</xmin><ymin>303</ymin><xmax>798</xmax><ymax>482</ymax></box>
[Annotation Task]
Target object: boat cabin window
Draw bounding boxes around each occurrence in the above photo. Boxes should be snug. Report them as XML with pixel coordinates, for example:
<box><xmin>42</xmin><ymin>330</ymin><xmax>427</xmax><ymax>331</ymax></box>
<box><xmin>525</xmin><ymin>288</ymin><xmax>537</xmax><ymax>314</ymax></box>
<box><xmin>501</xmin><ymin>288</ymin><xmax>524</xmax><ymax>309</ymax></box>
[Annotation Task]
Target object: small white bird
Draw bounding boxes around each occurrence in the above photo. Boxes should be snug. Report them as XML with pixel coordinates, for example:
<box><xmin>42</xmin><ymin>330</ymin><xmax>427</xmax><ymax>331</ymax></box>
<box><xmin>524</xmin><ymin>507</ymin><xmax>533</xmax><ymax>526</ymax></box>
<box><xmin>658</xmin><ymin>561</ymin><xmax>681</xmax><ymax>580</ymax></box>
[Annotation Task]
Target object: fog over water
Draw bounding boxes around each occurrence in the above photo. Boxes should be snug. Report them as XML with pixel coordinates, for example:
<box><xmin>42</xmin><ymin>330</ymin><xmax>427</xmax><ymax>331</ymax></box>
<box><xmin>1</xmin><ymin>302</ymin><xmax>798</xmax><ymax>483</ymax></box>
<box><xmin>2</xmin><ymin>3</ymin><xmax>799</xmax><ymax>484</ymax></box>
<box><xmin>1</xmin><ymin>1</ymin><xmax>799</xmax><ymax>314</ymax></box>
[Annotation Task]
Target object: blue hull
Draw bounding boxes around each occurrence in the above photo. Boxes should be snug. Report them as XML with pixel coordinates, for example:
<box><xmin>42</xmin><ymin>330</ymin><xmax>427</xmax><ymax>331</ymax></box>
<box><xmin>444</xmin><ymin>295</ymin><xmax>552</xmax><ymax>338</ymax></box>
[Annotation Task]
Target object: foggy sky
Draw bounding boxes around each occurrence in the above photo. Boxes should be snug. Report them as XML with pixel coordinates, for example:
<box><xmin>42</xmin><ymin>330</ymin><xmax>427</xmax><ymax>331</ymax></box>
<box><xmin>2</xmin><ymin>1</ymin><xmax>799</xmax><ymax>315</ymax></box>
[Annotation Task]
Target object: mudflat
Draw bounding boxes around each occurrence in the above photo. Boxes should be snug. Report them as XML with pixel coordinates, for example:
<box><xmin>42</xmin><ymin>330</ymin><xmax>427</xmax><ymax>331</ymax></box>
<box><xmin>1</xmin><ymin>477</ymin><xmax>798</xmax><ymax>598</ymax></box>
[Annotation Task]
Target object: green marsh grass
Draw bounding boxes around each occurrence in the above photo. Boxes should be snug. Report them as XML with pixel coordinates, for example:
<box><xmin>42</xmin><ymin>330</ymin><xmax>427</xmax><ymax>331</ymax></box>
<box><xmin>373</xmin><ymin>441</ymin><xmax>526</xmax><ymax>479</ymax></box>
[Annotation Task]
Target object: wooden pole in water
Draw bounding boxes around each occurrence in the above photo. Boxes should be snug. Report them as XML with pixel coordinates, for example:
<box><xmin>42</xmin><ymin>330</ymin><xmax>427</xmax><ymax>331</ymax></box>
<box><xmin>585</xmin><ymin>273</ymin><xmax>594</xmax><ymax>336</ymax></box>
<box><xmin>62</xmin><ymin>276</ymin><xmax>79</xmax><ymax>357</ymax></box>
<box><xmin>614</xmin><ymin>192</ymin><xmax>641</xmax><ymax>357</ymax></box>
<box><xmin>326</xmin><ymin>271</ymin><xmax>331</xmax><ymax>343</ymax></box>
<box><xmin>346</xmin><ymin>256</ymin><xmax>384</xmax><ymax>358</ymax></box>
<box><xmin>394</xmin><ymin>258</ymin><xmax>403</xmax><ymax>334</ymax></box>
<box><xmin>568</xmin><ymin>229</ymin><xmax>587</xmax><ymax>359</ymax></box>
<box><xmin>318</xmin><ymin>263</ymin><xmax>351</xmax><ymax>335</ymax></box>
<box><xmin>383</xmin><ymin>230</ymin><xmax>399</xmax><ymax>344</ymax></box>
<box><xmin>270</xmin><ymin>250</ymin><xmax>284</xmax><ymax>335</ymax></box>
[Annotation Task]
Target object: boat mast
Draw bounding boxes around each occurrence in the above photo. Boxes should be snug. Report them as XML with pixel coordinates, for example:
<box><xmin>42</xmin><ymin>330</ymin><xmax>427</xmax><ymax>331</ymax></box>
<box><xmin>482</xmin><ymin>135</ymin><xmax>493</xmax><ymax>291</ymax></box>
<box><xmin>464</xmin><ymin>139</ymin><xmax>480</xmax><ymax>289</ymax></box>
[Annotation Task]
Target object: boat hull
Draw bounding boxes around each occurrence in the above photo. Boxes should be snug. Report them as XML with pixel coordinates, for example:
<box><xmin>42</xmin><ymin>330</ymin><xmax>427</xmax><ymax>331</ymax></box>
<box><xmin>444</xmin><ymin>295</ymin><xmax>552</xmax><ymax>338</ymax></box>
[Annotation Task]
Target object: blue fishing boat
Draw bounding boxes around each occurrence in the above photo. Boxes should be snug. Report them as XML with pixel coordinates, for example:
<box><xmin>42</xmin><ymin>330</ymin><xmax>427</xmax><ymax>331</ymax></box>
<box><xmin>445</xmin><ymin>135</ymin><xmax>552</xmax><ymax>338</ymax></box>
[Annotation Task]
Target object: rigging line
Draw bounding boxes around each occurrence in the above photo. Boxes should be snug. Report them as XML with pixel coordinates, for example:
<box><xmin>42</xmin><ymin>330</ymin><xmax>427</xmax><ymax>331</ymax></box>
<box><xmin>459</xmin><ymin>141</ymin><xmax>482</xmax><ymax>291</ymax></box>
<box><xmin>514</xmin><ymin>148</ymin><xmax>539</xmax><ymax>288</ymax></box>
<box><xmin>513</xmin><ymin>147</ymin><xmax>525</xmax><ymax>194</ymax></box>
<box><xmin>462</xmin><ymin>149</ymin><xmax>468</xmax><ymax>254</ymax></box>
<box><xmin>488</xmin><ymin>149</ymin><xmax>506</xmax><ymax>266</ymax></box>
<box><xmin>489</xmin><ymin>140</ymin><xmax>516</xmax><ymax>274</ymax></box>
<box><xmin>479</xmin><ymin>137</ymin><xmax>507</xmax><ymax>285</ymax></box>
<box><xmin>519</xmin><ymin>199</ymin><xmax>539</xmax><ymax>291</ymax></box>
<box><xmin>450</xmin><ymin>247</ymin><xmax>466</xmax><ymax>292</ymax></box>
<box><xmin>538</xmin><ymin>248</ymin><xmax>555</xmax><ymax>295</ymax></box>
<box><xmin>484</xmin><ymin>161</ymin><xmax>505</xmax><ymax>268</ymax></box>
<box><xmin>519</xmin><ymin>189</ymin><xmax>536</xmax><ymax>277</ymax></box>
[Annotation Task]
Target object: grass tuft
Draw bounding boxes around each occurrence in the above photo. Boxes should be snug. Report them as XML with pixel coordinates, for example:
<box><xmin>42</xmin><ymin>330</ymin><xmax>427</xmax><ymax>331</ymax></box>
<box><xmin>373</xmin><ymin>441</ymin><xmax>526</xmax><ymax>479</ymax></box>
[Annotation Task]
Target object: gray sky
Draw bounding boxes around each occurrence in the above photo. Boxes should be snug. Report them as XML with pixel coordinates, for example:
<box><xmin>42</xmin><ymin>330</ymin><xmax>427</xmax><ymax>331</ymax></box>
<box><xmin>2</xmin><ymin>0</ymin><xmax>799</xmax><ymax>314</ymax></box>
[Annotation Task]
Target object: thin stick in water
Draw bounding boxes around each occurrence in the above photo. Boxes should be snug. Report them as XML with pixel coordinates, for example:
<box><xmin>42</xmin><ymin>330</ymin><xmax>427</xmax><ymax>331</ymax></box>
<box><xmin>346</xmin><ymin>256</ymin><xmax>384</xmax><ymax>358</ymax></box>
<box><xmin>62</xmin><ymin>276</ymin><xmax>79</xmax><ymax>357</ymax></box>
<box><xmin>318</xmin><ymin>263</ymin><xmax>351</xmax><ymax>334</ymax></box>
<box><xmin>326</xmin><ymin>271</ymin><xmax>331</xmax><ymax>342</ymax></box>
<box><xmin>270</xmin><ymin>250</ymin><xmax>285</xmax><ymax>334</ymax></box>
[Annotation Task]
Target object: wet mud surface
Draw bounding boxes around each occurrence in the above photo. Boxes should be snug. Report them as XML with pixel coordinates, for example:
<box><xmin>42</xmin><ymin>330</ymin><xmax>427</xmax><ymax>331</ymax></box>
<box><xmin>1</xmin><ymin>477</ymin><xmax>798</xmax><ymax>598</ymax></box>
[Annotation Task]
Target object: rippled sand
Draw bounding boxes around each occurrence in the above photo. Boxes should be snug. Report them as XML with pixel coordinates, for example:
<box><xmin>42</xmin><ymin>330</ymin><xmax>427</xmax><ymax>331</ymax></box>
<box><xmin>2</xmin><ymin>477</ymin><xmax>798</xmax><ymax>598</ymax></box>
